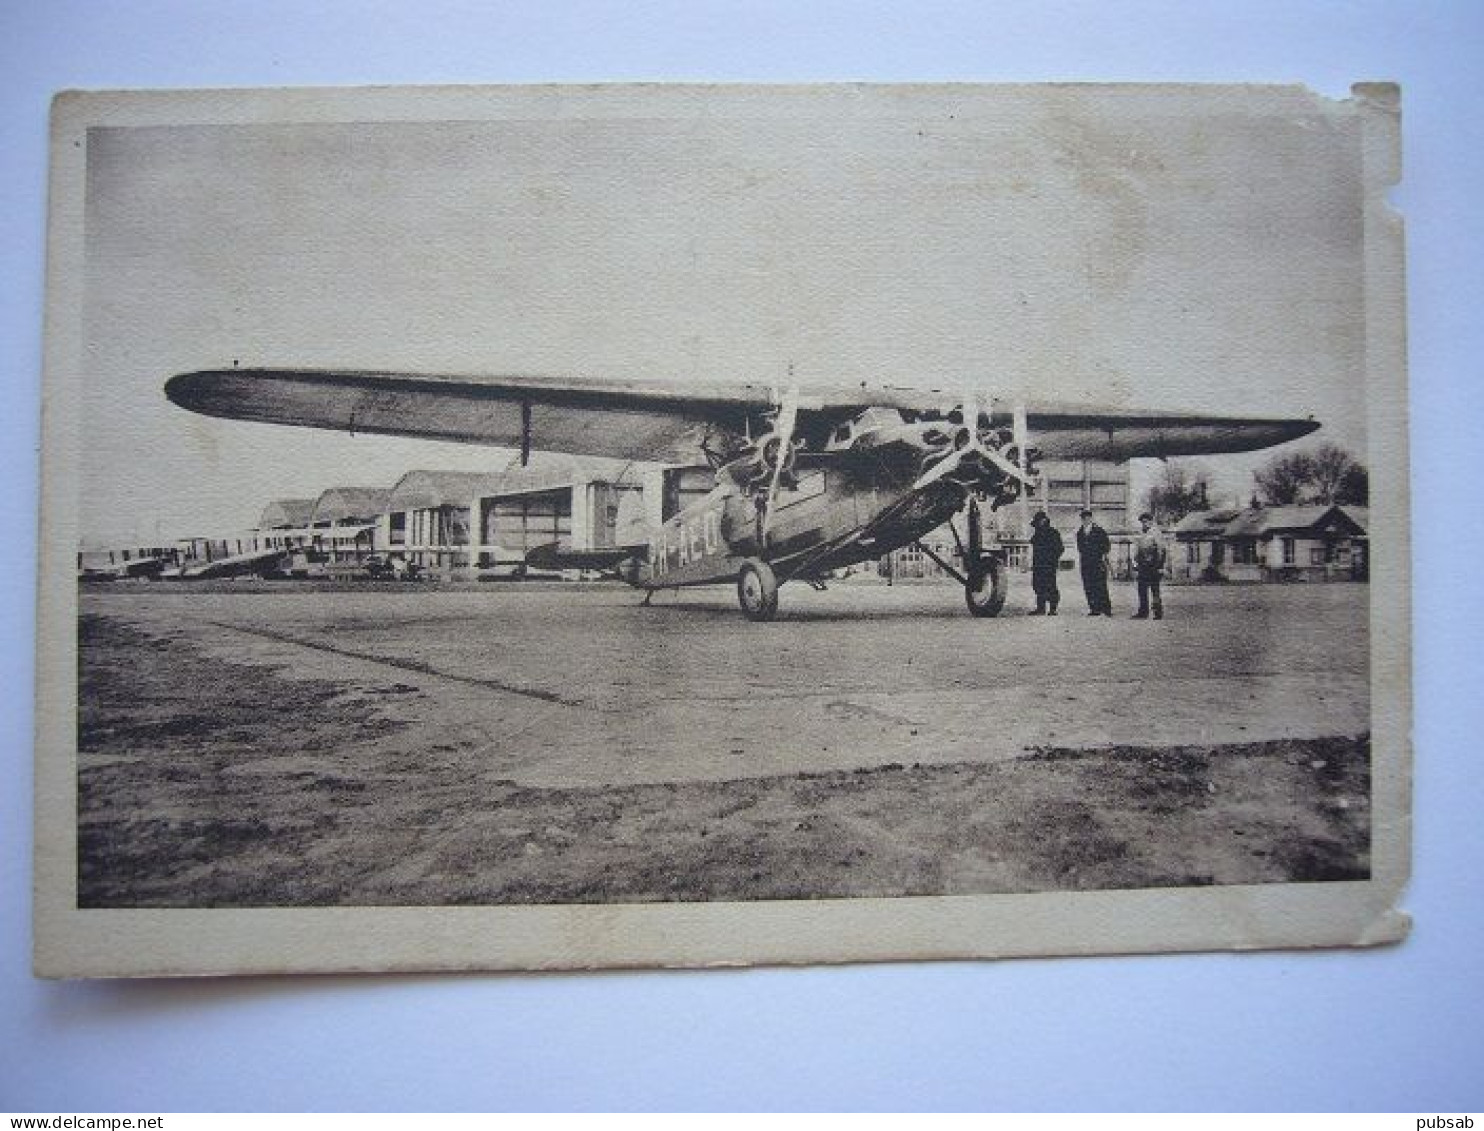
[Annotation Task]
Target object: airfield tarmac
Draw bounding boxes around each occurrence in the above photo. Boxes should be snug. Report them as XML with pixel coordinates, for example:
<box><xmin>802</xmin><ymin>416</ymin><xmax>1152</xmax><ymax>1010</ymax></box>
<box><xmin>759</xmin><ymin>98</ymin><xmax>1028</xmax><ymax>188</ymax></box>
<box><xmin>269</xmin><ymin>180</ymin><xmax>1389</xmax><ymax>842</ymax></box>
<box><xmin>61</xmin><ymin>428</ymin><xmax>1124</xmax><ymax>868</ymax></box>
<box><xmin>77</xmin><ymin>579</ymin><xmax>1372</xmax><ymax>905</ymax></box>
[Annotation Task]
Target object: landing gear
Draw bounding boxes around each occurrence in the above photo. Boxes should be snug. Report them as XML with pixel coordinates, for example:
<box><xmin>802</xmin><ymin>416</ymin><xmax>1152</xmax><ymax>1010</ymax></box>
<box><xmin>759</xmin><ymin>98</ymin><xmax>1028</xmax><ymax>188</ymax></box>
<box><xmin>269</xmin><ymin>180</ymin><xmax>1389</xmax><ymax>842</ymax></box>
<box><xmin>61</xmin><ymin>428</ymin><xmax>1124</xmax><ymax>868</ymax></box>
<box><xmin>737</xmin><ymin>558</ymin><xmax>779</xmax><ymax>621</ymax></box>
<box><xmin>910</xmin><ymin>531</ymin><xmax>1010</xmax><ymax>619</ymax></box>
<box><xmin>962</xmin><ymin>497</ymin><xmax>1006</xmax><ymax>618</ymax></box>
<box><xmin>964</xmin><ymin>557</ymin><xmax>1008</xmax><ymax>618</ymax></box>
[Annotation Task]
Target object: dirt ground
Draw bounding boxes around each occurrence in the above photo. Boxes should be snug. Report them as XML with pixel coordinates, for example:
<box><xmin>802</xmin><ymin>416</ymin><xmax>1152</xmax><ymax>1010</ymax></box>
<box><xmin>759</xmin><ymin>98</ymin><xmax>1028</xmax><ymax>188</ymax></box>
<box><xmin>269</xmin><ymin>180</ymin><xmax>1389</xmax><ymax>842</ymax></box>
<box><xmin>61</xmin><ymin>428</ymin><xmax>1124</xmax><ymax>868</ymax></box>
<box><xmin>75</xmin><ymin>580</ymin><xmax>1371</xmax><ymax>906</ymax></box>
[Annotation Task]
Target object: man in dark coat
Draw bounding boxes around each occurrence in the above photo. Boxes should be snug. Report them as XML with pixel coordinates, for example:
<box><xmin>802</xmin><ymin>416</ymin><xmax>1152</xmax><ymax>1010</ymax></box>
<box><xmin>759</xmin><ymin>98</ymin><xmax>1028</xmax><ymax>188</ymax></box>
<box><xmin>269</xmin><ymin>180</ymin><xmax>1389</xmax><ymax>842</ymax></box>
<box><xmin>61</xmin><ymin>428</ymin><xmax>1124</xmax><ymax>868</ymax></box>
<box><xmin>1131</xmin><ymin>511</ymin><xmax>1168</xmax><ymax>619</ymax></box>
<box><xmin>1028</xmin><ymin>510</ymin><xmax>1064</xmax><ymax>615</ymax></box>
<box><xmin>1076</xmin><ymin>508</ymin><xmax>1113</xmax><ymax>616</ymax></box>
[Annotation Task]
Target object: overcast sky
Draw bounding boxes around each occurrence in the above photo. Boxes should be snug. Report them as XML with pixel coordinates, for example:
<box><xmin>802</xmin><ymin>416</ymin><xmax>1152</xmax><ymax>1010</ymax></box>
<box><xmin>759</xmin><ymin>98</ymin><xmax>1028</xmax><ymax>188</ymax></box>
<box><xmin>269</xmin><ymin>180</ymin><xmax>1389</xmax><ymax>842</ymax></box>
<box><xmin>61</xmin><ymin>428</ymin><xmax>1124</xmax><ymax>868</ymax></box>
<box><xmin>79</xmin><ymin>85</ymin><xmax>1371</xmax><ymax>542</ymax></box>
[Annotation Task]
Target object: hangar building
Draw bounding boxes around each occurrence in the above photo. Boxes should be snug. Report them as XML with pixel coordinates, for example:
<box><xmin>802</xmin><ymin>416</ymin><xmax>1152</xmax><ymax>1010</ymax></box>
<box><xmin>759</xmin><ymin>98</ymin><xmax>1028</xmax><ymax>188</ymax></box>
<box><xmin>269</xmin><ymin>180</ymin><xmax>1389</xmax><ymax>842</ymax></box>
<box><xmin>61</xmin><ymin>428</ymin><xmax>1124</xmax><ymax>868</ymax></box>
<box><xmin>370</xmin><ymin>456</ymin><xmax>650</xmax><ymax>579</ymax></box>
<box><xmin>310</xmin><ymin>487</ymin><xmax>391</xmax><ymax>563</ymax></box>
<box><xmin>381</xmin><ymin>471</ymin><xmax>507</xmax><ymax>574</ymax></box>
<box><xmin>471</xmin><ymin>456</ymin><xmax>647</xmax><ymax>576</ymax></box>
<box><xmin>257</xmin><ymin>499</ymin><xmax>316</xmax><ymax>552</ymax></box>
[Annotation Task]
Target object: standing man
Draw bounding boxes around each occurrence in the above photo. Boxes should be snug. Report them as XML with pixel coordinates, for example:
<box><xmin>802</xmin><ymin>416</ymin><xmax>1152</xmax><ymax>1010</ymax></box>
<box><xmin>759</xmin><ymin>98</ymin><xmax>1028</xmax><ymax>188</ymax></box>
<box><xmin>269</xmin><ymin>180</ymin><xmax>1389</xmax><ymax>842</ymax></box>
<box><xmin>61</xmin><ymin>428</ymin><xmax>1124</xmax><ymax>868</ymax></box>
<box><xmin>1076</xmin><ymin>508</ymin><xmax>1113</xmax><ymax>616</ymax></box>
<box><xmin>1132</xmin><ymin>511</ymin><xmax>1168</xmax><ymax>620</ymax></box>
<box><xmin>1028</xmin><ymin>510</ymin><xmax>1064</xmax><ymax>615</ymax></box>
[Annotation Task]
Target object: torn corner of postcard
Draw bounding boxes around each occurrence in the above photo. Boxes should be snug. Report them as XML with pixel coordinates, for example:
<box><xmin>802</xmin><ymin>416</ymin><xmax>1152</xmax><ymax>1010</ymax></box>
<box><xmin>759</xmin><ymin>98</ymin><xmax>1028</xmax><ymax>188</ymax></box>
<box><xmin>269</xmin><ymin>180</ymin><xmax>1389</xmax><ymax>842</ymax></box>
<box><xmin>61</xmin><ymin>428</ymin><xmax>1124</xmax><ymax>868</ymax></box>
<box><xmin>34</xmin><ymin>81</ymin><xmax>1409</xmax><ymax>978</ymax></box>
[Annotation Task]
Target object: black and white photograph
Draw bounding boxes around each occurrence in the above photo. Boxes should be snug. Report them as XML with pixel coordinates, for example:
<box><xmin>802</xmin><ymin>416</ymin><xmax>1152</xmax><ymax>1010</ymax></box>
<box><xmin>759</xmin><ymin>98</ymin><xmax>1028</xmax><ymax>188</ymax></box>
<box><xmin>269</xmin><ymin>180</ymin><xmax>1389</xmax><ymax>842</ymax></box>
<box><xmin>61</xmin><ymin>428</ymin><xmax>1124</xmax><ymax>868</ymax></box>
<box><xmin>34</xmin><ymin>82</ymin><xmax>1409</xmax><ymax>976</ymax></box>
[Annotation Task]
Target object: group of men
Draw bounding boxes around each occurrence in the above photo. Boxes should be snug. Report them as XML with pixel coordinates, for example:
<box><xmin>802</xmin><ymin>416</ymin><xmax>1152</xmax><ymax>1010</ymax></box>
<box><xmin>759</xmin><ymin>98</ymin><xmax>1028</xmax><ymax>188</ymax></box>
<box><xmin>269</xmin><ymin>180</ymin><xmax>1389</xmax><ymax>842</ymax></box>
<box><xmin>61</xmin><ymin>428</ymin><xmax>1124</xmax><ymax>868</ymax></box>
<box><xmin>1026</xmin><ymin>508</ymin><xmax>1167</xmax><ymax>619</ymax></box>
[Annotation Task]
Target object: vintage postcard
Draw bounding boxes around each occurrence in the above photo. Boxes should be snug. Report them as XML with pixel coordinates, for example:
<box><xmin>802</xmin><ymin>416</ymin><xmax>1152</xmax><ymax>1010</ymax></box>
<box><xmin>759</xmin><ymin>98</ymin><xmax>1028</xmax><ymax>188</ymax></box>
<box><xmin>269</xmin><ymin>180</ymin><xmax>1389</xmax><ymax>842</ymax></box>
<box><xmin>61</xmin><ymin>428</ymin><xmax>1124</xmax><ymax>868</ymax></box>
<box><xmin>34</xmin><ymin>83</ymin><xmax>1409</xmax><ymax>977</ymax></box>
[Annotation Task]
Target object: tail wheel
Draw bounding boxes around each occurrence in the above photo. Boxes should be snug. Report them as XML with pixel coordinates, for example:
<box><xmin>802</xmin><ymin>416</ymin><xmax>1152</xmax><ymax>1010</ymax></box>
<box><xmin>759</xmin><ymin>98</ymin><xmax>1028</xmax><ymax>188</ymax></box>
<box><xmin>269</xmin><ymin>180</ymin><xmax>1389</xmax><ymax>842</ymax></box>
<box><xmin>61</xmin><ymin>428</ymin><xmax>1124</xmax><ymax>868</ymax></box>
<box><xmin>737</xmin><ymin>558</ymin><xmax>780</xmax><ymax>621</ymax></box>
<box><xmin>965</xmin><ymin>556</ymin><xmax>1008</xmax><ymax>618</ymax></box>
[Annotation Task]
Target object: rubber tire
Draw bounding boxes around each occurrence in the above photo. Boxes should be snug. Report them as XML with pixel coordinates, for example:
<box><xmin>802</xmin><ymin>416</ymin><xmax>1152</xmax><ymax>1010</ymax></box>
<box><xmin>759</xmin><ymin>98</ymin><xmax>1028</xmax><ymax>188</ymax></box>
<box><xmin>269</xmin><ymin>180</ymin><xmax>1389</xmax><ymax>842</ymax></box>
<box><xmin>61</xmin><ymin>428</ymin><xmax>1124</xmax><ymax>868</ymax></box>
<box><xmin>737</xmin><ymin>558</ymin><xmax>780</xmax><ymax>621</ymax></box>
<box><xmin>964</xmin><ymin>557</ymin><xmax>1008</xmax><ymax>618</ymax></box>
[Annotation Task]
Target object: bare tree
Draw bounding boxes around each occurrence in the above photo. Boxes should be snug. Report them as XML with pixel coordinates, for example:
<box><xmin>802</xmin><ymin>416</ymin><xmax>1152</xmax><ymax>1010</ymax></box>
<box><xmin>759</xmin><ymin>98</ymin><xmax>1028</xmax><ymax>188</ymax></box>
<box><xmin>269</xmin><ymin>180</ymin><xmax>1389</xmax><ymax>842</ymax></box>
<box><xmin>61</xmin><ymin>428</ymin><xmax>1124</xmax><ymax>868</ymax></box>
<box><xmin>1337</xmin><ymin>464</ymin><xmax>1368</xmax><ymax>506</ymax></box>
<box><xmin>1253</xmin><ymin>452</ymin><xmax>1314</xmax><ymax>505</ymax></box>
<box><xmin>1142</xmin><ymin>460</ymin><xmax>1212</xmax><ymax>525</ymax></box>
<box><xmin>1254</xmin><ymin>443</ymin><xmax>1367</xmax><ymax>506</ymax></box>
<box><xmin>1309</xmin><ymin>442</ymin><xmax>1368</xmax><ymax>504</ymax></box>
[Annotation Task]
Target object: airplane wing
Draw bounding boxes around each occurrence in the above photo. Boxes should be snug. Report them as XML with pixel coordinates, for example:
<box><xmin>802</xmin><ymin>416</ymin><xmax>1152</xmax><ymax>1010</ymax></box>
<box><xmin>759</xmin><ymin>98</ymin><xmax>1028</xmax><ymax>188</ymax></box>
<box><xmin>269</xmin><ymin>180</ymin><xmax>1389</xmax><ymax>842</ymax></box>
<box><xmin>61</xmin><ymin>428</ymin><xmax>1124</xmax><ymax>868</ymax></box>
<box><xmin>166</xmin><ymin>367</ymin><xmax>1317</xmax><ymax>463</ymax></box>
<box><xmin>167</xmin><ymin>368</ymin><xmax>771</xmax><ymax>463</ymax></box>
<box><xmin>178</xmin><ymin>546</ymin><xmax>286</xmax><ymax>579</ymax></box>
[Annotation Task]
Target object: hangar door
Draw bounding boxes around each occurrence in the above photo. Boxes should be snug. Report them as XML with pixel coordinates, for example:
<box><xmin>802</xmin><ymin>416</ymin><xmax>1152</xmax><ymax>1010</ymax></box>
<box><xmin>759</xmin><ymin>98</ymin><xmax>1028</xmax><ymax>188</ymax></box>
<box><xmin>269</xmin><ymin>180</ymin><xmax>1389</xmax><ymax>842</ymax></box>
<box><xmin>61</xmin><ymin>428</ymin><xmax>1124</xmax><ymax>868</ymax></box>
<box><xmin>589</xmin><ymin>482</ymin><xmax>644</xmax><ymax>549</ymax></box>
<box><xmin>407</xmin><ymin>505</ymin><xmax>472</xmax><ymax>568</ymax></box>
<box><xmin>479</xmin><ymin>490</ymin><xmax>572</xmax><ymax>565</ymax></box>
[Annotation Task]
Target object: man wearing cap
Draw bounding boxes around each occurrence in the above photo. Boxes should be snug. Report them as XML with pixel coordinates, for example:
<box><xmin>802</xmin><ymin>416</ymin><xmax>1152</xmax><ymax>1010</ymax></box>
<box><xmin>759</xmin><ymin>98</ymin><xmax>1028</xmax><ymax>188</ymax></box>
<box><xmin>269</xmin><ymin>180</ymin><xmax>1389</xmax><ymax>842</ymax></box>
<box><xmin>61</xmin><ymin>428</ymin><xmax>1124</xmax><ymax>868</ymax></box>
<box><xmin>1028</xmin><ymin>511</ymin><xmax>1064</xmax><ymax>615</ymax></box>
<box><xmin>1076</xmin><ymin>508</ymin><xmax>1113</xmax><ymax>616</ymax></box>
<box><xmin>1131</xmin><ymin>511</ymin><xmax>1168</xmax><ymax>620</ymax></box>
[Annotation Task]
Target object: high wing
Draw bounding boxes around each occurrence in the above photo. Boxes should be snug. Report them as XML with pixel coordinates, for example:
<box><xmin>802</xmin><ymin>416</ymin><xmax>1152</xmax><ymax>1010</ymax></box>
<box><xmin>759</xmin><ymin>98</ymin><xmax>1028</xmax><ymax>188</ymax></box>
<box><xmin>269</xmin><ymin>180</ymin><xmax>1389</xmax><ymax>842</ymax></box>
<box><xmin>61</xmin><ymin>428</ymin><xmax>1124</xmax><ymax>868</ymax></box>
<box><xmin>167</xmin><ymin>368</ymin><xmax>769</xmax><ymax>463</ymax></box>
<box><xmin>166</xmin><ymin>367</ymin><xmax>1319</xmax><ymax>463</ymax></box>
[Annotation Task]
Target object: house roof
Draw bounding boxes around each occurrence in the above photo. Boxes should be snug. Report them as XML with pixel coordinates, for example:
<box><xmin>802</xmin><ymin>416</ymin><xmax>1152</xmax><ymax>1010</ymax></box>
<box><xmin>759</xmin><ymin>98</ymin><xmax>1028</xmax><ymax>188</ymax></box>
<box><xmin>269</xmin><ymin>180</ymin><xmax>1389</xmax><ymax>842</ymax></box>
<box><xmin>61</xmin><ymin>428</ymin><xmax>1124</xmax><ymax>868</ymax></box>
<box><xmin>1221</xmin><ymin>505</ymin><xmax>1334</xmax><ymax>537</ymax></box>
<box><xmin>1171</xmin><ymin>508</ymin><xmax>1242</xmax><ymax>536</ymax></box>
<box><xmin>1175</xmin><ymin>504</ymin><xmax>1367</xmax><ymax>540</ymax></box>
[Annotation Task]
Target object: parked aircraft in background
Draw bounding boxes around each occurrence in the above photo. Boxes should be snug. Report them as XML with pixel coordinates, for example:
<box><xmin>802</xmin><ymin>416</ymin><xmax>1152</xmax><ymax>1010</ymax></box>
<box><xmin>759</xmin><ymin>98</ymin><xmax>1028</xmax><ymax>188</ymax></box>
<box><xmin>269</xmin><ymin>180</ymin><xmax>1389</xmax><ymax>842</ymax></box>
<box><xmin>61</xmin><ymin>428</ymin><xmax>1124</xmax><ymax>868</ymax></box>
<box><xmin>166</xmin><ymin>368</ymin><xmax>1318</xmax><ymax>619</ymax></box>
<box><xmin>79</xmin><ymin>554</ymin><xmax>173</xmax><ymax>582</ymax></box>
<box><xmin>157</xmin><ymin>543</ymin><xmax>286</xmax><ymax>581</ymax></box>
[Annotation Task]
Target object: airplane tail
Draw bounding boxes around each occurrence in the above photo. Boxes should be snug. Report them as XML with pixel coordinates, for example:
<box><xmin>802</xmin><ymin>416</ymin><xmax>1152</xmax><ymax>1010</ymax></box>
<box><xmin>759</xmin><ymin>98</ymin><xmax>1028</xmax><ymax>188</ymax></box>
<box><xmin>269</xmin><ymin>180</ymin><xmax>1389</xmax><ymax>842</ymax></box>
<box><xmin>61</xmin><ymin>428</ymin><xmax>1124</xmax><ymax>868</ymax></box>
<box><xmin>525</xmin><ymin>540</ymin><xmax>647</xmax><ymax>582</ymax></box>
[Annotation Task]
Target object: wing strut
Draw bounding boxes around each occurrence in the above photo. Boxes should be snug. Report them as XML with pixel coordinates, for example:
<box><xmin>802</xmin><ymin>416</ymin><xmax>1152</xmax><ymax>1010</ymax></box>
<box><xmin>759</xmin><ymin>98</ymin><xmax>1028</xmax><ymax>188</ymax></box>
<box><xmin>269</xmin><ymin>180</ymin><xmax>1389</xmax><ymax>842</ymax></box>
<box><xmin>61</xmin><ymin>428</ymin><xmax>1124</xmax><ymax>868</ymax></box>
<box><xmin>760</xmin><ymin>386</ymin><xmax>800</xmax><ymax>543</ymax></box>
<box><xmin>913</xmin><ymin>540</ymin><xmax>969</xmax><ymax>586</ymax></box>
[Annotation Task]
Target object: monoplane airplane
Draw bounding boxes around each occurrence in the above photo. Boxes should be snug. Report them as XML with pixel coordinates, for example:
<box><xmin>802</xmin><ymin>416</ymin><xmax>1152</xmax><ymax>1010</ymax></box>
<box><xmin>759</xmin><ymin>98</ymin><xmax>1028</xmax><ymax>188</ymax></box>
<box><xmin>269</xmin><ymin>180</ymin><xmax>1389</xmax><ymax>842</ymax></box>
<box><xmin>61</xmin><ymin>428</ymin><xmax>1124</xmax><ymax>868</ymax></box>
<box><xmin>168</xmin><ymin>545</ymin><xmax>288</xmax><ymax>581</ymax></box>
<box><xmin>166</xmin><ymin>369</ymin><xmax>1318</xmax><ymax>620</ymax></box>
<box><xmin>79</xmin><ymin>554</ymin><xmax>171</xmax><ymax>582</ymax></box>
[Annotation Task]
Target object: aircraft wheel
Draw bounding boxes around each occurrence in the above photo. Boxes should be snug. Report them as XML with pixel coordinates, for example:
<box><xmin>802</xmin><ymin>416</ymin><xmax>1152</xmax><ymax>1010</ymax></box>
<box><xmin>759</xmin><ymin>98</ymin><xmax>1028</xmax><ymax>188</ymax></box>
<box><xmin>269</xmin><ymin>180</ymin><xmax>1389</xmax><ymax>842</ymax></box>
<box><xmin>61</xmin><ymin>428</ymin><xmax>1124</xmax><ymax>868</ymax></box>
<box><xmin>737</xmin><ymin>558</ymin><xmax>780</xmax><ymax>621</ymax></box>
<box><xmin>964</xmin><ymin>557</ymin><xmax>1008</xmax><ymax>618</ymax></box>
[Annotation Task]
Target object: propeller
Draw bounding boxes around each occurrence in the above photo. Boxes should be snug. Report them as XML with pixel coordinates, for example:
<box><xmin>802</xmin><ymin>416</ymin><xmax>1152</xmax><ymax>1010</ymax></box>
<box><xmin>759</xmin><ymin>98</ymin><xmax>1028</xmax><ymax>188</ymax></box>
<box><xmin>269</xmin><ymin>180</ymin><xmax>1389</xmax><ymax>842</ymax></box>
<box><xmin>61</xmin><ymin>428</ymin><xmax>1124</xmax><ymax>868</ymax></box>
<box><xmin>1012</xmin><ymin>403</ymin><xmax>1029</xmax><ymax>483</ymax></box>
<box><xmin>912</xmin><ymin>390</ymin><xmax>1038</xmax><ymax>500</ymax></box>
<box><xmin>760</xmin><ymin>386</ymin><xmax>800</xmax><ymax>540</ymax></box>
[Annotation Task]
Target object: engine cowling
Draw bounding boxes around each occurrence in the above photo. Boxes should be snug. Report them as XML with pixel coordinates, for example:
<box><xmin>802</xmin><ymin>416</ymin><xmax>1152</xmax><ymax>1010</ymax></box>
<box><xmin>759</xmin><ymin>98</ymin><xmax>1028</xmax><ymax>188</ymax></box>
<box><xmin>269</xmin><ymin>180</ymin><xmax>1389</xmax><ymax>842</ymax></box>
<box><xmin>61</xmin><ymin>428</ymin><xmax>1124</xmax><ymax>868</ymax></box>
<box><xmin>910</xmin><ymin>400</ymin><xmax>1039</xmax><ymax>506</ymax></box>
<box><xmin>721</xmin><ymin>427</ymin><xmax>799</xmax><ymax>493</ymax></box>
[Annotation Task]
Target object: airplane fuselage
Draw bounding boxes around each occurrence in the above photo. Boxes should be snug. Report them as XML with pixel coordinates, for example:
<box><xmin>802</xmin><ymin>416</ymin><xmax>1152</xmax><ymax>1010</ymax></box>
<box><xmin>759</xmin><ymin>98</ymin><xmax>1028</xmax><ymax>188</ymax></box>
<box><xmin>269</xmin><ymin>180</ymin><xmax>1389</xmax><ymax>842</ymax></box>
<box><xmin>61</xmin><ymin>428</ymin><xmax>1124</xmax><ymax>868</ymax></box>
<box><xmin>641</xmin><ymin>445</ymin><xmax>964</xmax><ymax>590</ymax></box>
